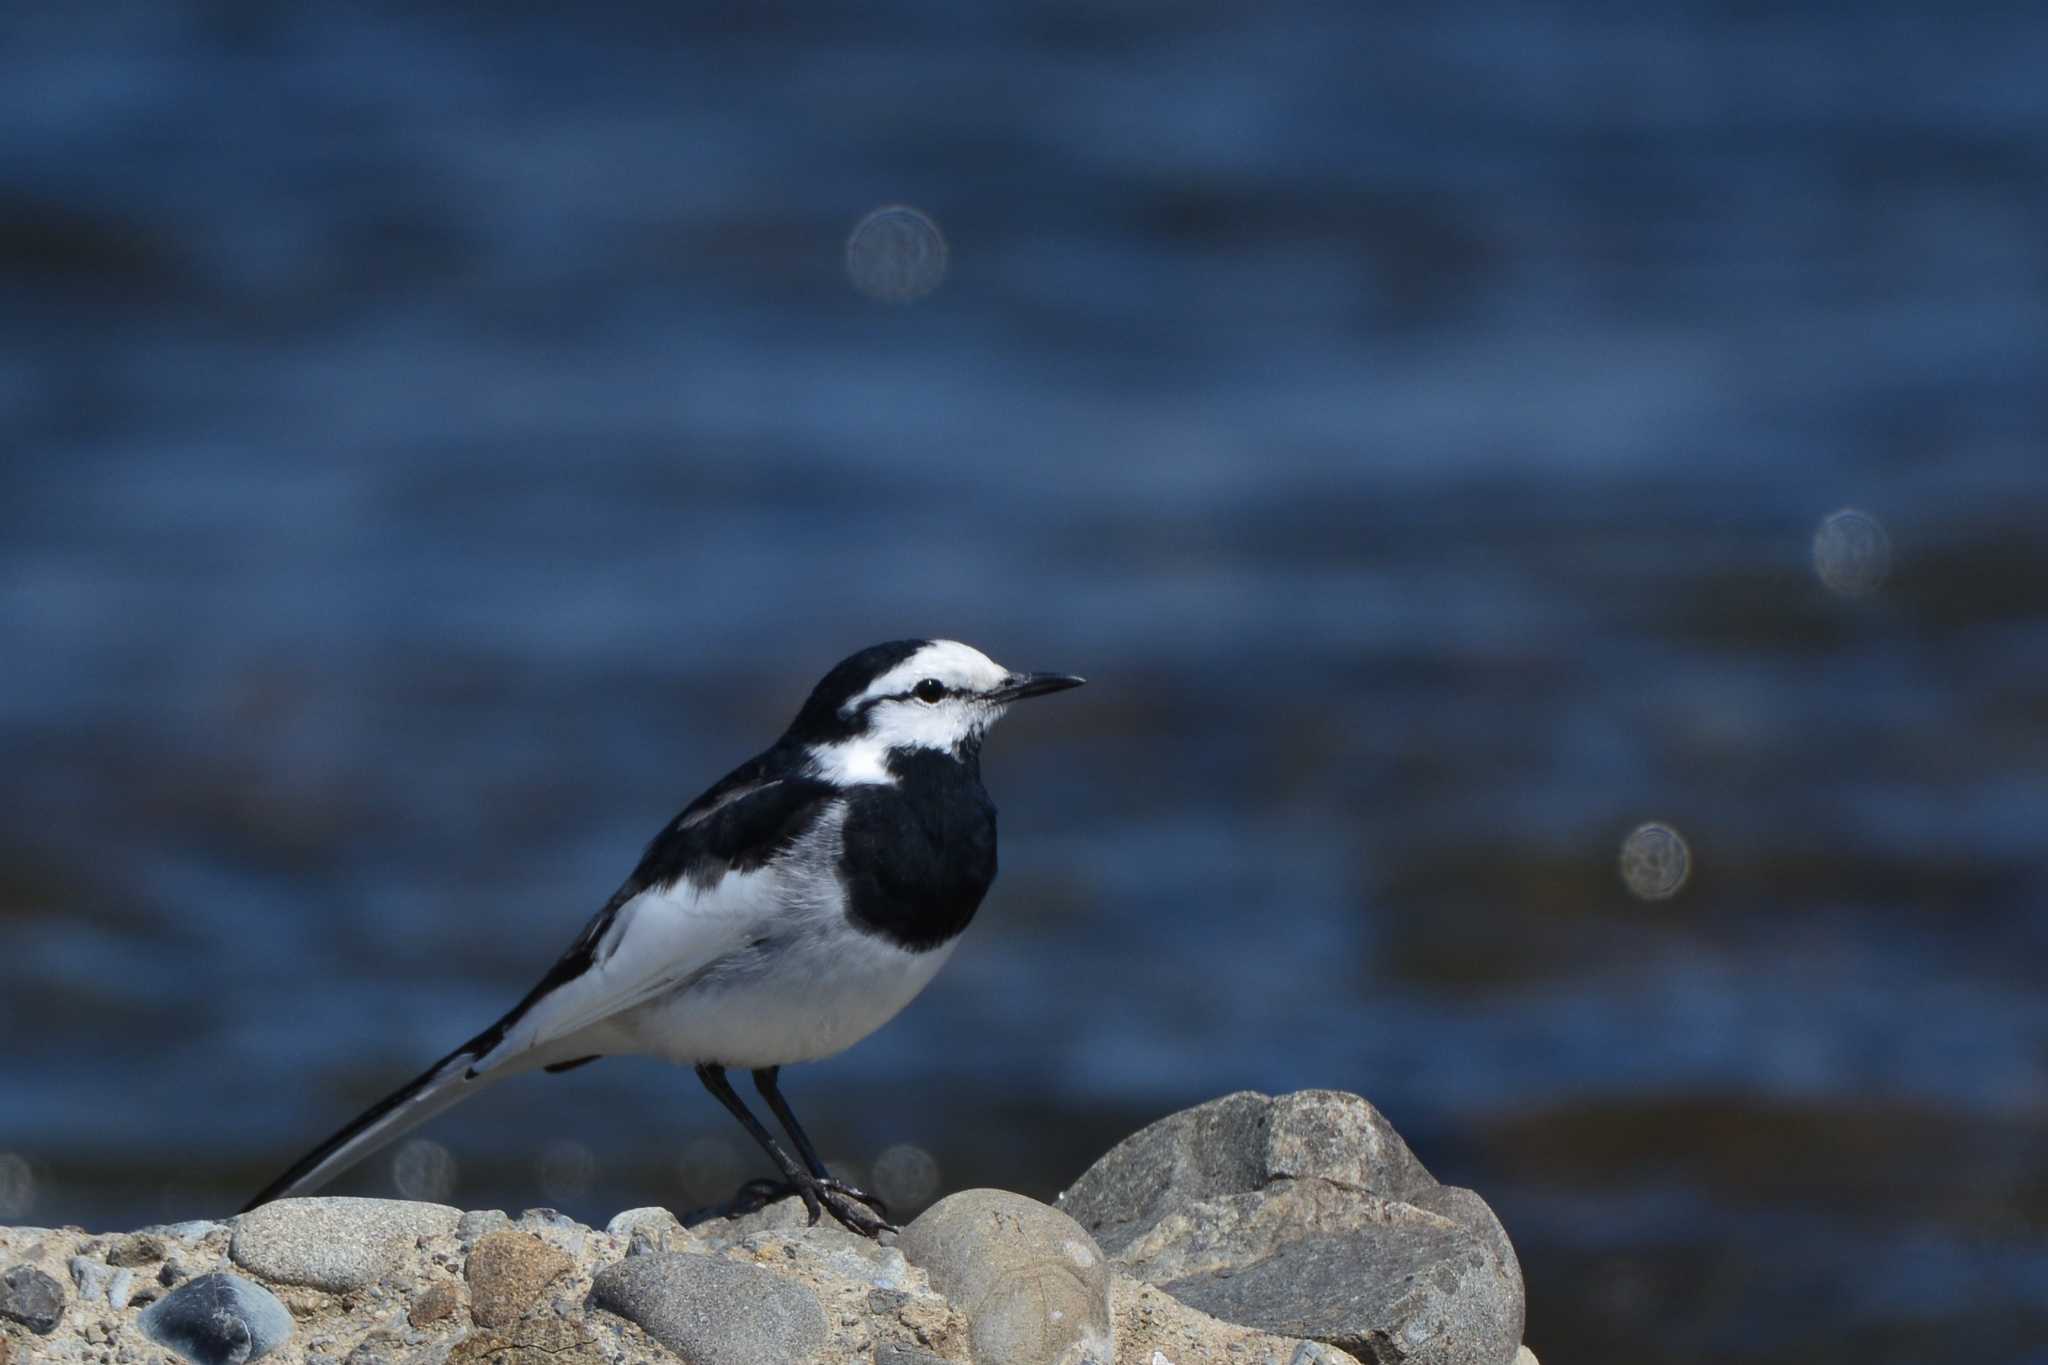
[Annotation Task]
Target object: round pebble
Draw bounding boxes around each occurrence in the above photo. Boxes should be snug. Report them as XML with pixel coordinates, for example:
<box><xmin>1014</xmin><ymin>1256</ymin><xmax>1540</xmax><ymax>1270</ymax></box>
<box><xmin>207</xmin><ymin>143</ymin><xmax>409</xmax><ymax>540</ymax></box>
<box><xmin>231</xmin><ymin>1197</ymin><xmax>460</xmax><ymax>1293</ymax></box>
<box><xmin>898</xmin><ymin>1190</ymin><xmax>1114</xmax><ymax>1365</ymax></box>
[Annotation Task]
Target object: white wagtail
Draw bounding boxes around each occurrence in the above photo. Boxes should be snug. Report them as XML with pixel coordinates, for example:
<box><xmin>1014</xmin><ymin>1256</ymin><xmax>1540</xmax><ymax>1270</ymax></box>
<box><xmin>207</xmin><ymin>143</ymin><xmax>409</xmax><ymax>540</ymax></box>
<box><xmin>245</xmin><ymin>639</ymin><xmax>1083</xmax><ymax>1236</ymax></box>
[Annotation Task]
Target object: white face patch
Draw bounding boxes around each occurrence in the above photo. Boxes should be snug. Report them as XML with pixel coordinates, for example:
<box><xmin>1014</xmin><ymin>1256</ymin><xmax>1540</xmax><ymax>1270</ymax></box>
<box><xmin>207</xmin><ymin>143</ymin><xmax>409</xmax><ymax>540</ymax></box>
<box><xmin>841</xmin><ymin>640</ymin><xmax>1010</xmax><ymax>713</ymax></box>
<box><xmin>809</xmin><ymin>640</ymin><xmax>1013</xmax><ymax>785</ymax></box>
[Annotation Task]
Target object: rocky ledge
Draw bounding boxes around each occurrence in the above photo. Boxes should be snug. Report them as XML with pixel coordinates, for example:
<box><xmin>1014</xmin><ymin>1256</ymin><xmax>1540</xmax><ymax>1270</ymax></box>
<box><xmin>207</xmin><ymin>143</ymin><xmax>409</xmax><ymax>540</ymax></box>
<box><xmin>1</xmin><ymin>1090</ymin><xmax>1536</xmax><ymax>1365</ymax></box>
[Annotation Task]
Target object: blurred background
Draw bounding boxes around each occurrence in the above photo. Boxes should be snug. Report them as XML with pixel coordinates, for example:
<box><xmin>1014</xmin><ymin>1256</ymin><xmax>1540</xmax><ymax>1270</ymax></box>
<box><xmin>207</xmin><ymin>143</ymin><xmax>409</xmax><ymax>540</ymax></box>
<box><xmin>3</xmin><ymin>2</ymin><xmax>2045</xmax><ymax>1361</ymax></box>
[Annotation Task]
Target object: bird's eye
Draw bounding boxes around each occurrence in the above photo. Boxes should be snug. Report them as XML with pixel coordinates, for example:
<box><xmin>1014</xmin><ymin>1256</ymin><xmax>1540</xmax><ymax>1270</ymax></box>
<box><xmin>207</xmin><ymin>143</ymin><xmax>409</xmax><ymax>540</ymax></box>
<box><xmin>912</xmin><ymin>678</ymin><xmax>946</xmax><ymax>704</ymax></box>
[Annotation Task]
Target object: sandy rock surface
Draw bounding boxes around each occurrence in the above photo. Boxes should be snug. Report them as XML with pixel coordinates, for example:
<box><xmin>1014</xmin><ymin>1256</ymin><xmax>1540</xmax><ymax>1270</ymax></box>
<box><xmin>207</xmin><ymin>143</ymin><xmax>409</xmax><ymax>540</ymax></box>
<box><xmin>1</xmin><ymin>1091</ymin><xmax>1535</xmax><ymax>1365</ymax></box>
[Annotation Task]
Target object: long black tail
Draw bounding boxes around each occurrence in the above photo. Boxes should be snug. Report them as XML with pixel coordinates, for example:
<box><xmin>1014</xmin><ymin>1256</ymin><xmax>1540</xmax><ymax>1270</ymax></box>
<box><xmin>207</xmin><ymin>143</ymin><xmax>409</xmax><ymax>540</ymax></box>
<box><xmin>241</xmin><ymin>1044</ymin><xmax>487</xmax><ymax>1211</ymax></box>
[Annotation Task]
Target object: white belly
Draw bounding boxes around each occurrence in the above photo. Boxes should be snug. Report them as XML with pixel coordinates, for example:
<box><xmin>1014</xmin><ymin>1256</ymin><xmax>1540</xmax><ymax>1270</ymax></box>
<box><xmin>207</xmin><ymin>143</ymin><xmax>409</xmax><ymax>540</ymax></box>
<box><xmin>611</xmin><ymin>930</ymin><xmax>959</xmax><ymax>1070</ymax></box>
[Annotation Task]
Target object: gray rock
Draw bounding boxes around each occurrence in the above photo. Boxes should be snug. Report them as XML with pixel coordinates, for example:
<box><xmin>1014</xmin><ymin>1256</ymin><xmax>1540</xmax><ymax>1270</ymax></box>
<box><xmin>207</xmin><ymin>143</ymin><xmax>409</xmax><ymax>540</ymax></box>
<box><xmin>455</xmin><ymin>1209</ymin><xmax>510</xmax><ymax>1245</ymax></box>
<box><xmin>1159</xmin><ymin>1224</ymin><xmax>1515</xmax><ymax>1365</ymax></box>
<box><xmin>144</xmin><ymin>1221</ymin><xmax>226</xmax><ymax>1245</ymax></box>
<box><xmin>713</xmin><ymin>1216</ymin><xmax>914</xmax><ymax>1292</ymax></box>
<box><xmin>1057</xmin><ymin>1091</ymin><xmax>1523</xmax><ymax>1365</ymax></box>
<box><xmin>605</xmin><ymin>1206</ymin><xmax>685</xmax><ymax>1256</ymax></box>
<box><xmin>1110</xmin><ymin>1274</ymin><xmax>1365</xmax><ymax>1365</ymax></box>
<box><xmin>0</xmin><ymin>1263</ymin><xmax>65</xmax><ymax>1334</ymax></box>
<box><xmin>1057</xmin><ymin>1090</ymin><xmax>1435</xmax><ymax>1258</ymax></box>
<box><xmin>1410</xmin><ymin>1185</ymin><xmax>1523</xmax><ymax>1313</ymax></box>
<box><xmin>68</xmin><ymin>1256</ymin><xmax>136</xmax><ymax>1308</ymax></box>
<box><xmin>589</xmin><ymin>1252</ymin><xmax>827</xmax><ymax>1365</ymax></box>
<box><xmin>231</xmin><ymin>1197</ymin><xmax>460</xmax><ymax>1293</ymax></box>
<box><xmin>700</xmin><ymin>1192</ymin><xmax>812</xmax><ymax>1239</ymax></box>
<box><xmin>138</xmin><ymin>1271</ymin><xmax>293</xmax><ymax>1365</ymax></box>
<box><xmin>514</xmin><ymin>1207</ymin><xmax>587</xmax><ymax>1258</ymax></box>
<box><xmin>898</xmin><ymin>1189</ymin><xmax>1113</xmax><ymax>1365</ymax></box>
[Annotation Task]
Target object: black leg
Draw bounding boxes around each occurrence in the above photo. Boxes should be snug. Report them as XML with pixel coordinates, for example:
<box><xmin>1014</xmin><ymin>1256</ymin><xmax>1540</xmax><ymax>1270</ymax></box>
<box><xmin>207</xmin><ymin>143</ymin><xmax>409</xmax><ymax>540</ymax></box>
<box><xmin>752</xmin><ymin>1067</ymin><xmax>892</xmax><ymax>1222</ymax></box>
<box><xmin>749</xmin><ymin>1066</ymin><xmax>830</xmax><ymax>1178</ymax></box>
<box><xmin>695</xmin><ymin>1064</ymin><xmax>893</xmax><ymax>1238</ymax></box>
<box><xmin>695</xmin><ymin>1064</ymin><xmax>821</xmax><ymax>1225</ymax></box>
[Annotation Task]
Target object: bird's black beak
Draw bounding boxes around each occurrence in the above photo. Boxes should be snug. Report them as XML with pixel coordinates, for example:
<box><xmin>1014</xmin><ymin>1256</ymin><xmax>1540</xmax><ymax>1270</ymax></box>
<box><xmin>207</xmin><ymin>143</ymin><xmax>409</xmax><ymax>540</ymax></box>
<box><xmin>986</xmin><ymin>672</ymin><xmax>1087</xmax><ymax>703</ymax></box>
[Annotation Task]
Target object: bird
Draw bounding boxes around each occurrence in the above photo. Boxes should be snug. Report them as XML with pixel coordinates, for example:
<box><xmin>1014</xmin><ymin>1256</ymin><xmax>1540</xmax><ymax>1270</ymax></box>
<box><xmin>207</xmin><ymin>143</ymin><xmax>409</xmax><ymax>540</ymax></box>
<box><xmin>243</xmin><ymin>639</ymin><xmax>1084</xmax><ymax>1236</ymax></box>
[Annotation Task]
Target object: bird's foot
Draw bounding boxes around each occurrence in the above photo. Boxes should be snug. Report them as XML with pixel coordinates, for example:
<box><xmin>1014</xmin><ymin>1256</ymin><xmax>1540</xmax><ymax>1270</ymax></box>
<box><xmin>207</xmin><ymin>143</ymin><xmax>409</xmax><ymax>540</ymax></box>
<box><xmin>709</xmin><ymin>1174</ymin><xmax>893</xmax><ymax>1237</ymax></box>
<box><xmin>811</xmin><ymin>1176</ymin><xmax>895</xmax><ymax>1237</ymax></box>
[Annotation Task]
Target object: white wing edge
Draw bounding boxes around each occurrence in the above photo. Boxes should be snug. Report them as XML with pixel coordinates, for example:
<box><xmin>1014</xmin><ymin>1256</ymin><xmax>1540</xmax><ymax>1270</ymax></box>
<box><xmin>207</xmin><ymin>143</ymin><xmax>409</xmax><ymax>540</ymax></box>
<box><xmin>463</xmin><ymin>869</ymin><xmax>775</xmax><ymax>1075</ymax></box>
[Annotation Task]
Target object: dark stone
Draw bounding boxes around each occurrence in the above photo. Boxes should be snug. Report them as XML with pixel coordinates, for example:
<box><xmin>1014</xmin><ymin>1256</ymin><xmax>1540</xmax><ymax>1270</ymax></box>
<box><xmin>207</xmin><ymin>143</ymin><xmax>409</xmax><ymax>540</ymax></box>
<box><xmin>1057</xmin><ymin>1089</ymin><xmax>1437</xmax><ymax>1258</ymax></box>
<box><xmin>138</xmin><ymin>1271</ymin><xmax>293</xmax><ymax>1365</ymax></box>
<box><xmin>0</xmin><ymin>1264</ymin><xmax>64</xmax><ymax>1335</ymax></box>
<box><xmin>1411</xmin><ymin>1185</ymin><xmax>1523</xmax><ymax>1304</ymax></box>
<box><xmin>1162</xmin><ymin>1228</ymin><xmax>1506</xmax><ymax>1364</ymax></box>
<box><xmin>1058</xmin><ymin>1091</ymin><xmax>1271</xmax><ymax>1255</ymax></box>
<box><xmin>108</xmin><ymin>1233</ymin><xmax>169</xmax><ymax>1267</ymax></box>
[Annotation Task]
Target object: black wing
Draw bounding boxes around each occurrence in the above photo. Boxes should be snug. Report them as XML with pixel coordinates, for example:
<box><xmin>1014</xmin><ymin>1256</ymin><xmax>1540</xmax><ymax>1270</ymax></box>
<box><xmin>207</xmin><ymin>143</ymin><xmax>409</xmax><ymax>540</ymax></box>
<box><xmin>242</xmin><ymin>752</ymin><xmax>838</xmax><ymax>1209</ymax></box>
<box><xmin>460</xmin><ymin>752</ymin><xmax>837</xmax><ymax>1066</ymax></box>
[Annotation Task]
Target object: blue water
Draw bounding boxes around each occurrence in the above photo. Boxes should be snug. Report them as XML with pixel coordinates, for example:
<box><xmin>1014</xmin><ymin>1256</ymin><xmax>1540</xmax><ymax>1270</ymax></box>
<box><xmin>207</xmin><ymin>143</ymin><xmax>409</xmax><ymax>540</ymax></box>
<box><xmin>3</xmin><ymin>4</ymin><xmax>2044</xmax><ymax>1361</ymax></box>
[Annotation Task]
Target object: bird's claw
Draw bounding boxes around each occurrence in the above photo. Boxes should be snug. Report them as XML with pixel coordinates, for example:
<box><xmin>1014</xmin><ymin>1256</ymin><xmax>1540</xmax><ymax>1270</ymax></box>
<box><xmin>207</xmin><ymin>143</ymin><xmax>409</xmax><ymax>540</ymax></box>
<box><xmin>817</xmin><ymin>1176</ymin><xmax>891</xmax><ymax>1221</ymax></box>
<box><xmin>718</xmin><ymin>1174</ymin><xmax>896</xmax><ymax>1238</ymax></box>
<box><xmin>815</xmin><ymin>1180</ymin><xmax>897</xmax><ymax>1238</ymax></box>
